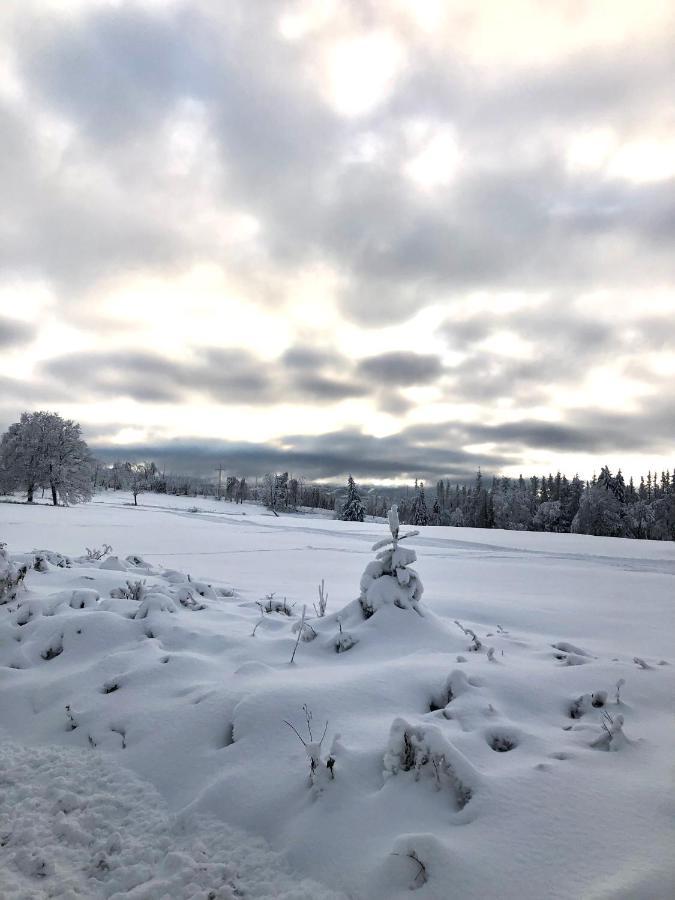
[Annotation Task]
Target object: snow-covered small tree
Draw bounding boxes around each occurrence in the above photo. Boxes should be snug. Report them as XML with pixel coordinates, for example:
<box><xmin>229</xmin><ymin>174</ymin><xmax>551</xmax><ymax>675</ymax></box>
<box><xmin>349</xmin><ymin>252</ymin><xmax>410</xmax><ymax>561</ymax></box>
<box><xmin>340</xmin><ymin>475</ymin><xmax>365</xmax><ymax>522</ymax></box>
<box><xmin>0</xmin><ymin>543</ymin><xmax>27</xmax><ymax>604</ymax></box>
<box><xmin>449</xmin><ymin>507</ymin><xmax>464</xmax><ymax>527</ymax></box>
<box><xmin>359</xmin><ymin>505</ymin><xmax>423</xmax><ymax>617</ymax></box>
<box><xmin>124</xmin><ymin>461</ymin><xmax>156</xmax><ymax>506</ymax></box>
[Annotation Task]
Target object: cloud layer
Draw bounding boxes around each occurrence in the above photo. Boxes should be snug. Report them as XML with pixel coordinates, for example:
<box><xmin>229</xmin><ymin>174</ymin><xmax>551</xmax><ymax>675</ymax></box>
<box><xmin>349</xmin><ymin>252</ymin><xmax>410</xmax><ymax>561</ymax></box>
<box><xmin>0</xmin><ymin>0</ymin><xmax>673</xmax><ymax>481</ymax></box>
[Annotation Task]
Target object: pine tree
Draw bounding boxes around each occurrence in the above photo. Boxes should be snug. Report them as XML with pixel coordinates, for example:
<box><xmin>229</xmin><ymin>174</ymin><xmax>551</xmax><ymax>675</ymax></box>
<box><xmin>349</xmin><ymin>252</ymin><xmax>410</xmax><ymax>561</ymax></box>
<box><xmin>411</xmin><ymin>481</ymin><xmax>429</xmax><ymax>526</ymax></box>
<box><xmin>340</xmin><ymin>475</ymin><xmax>366</xmax><ymax>522</ymax></box>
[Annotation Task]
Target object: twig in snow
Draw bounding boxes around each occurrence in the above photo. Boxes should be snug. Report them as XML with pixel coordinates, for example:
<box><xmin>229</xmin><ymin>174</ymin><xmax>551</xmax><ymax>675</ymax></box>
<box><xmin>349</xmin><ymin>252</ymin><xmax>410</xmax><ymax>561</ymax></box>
<box><xmin>392</xmin><ymin>850</ymin><xmax>428</xmax><ymax>889</ymax></box>
<box><xmin>454</xmin><ymin>619</ymin><xmax>482</xmax><ymax>651</ymax></box>
<box><xmin>283</xmin><ymin>704</ymin><xmax>332</xmax><ymax>784</ymax></box>
<box><xmin>313</xmin><ymin>579</ymin><xmax>328</xmax><ymax>617</ymax></box>
<box><xmin>290</xmin><ymin>605</ymin><xmax>307</xmax><ymax>663</ymax></box>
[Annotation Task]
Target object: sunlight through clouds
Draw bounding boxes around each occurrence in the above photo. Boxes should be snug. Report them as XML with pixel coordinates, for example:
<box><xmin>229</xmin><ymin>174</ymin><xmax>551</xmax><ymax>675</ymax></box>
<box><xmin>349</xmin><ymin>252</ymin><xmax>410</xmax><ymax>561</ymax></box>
<box><xmin>323</xmin><ymin>31</ymin><xmax>406</xmax><ymax>116</ymax></box>
<box><xmin>404</xmin><ymin>123</ymin><xmax>461</xmax><ymax>190</ymax></box>
<box><xmin>0</xmin><ymin>0</ymin><xmax>673</xmax><ymax>482</ymax></box>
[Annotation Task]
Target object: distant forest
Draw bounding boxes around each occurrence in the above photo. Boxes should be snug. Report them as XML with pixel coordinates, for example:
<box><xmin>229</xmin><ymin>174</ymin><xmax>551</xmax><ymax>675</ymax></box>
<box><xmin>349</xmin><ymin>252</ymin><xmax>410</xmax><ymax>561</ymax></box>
<box><xmin>96</xmin><ymin>462</ymin><xmax>675</xmax><ymax>542</ymax></box>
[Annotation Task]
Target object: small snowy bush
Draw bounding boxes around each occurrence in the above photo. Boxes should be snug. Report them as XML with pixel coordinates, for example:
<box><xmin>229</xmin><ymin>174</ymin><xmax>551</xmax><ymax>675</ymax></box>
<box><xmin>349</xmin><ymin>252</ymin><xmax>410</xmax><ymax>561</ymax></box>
<box><xmin>110</xmin><ymin>579</ymin><xmax>147</xmax><ymax>602</ymax></box>
<box><xmin>359</xmin><ymin>505</ymin><xmax>423</xmax><ymax>618</ymax></box>
<box><xmin>334</xmin><ymin>616</ymin><xmax>358</xmax><ymax>653</ymax></box>
<box><xmin>0</xmin><ymin>543</ymin><xmax>27</xmax><ymax>604</ymax></box>
<box><xmin>176</xmin><ymin>588</ymin><xmax>206</xmax><ymax>611</ymax></box>
<box><xmin>257</xmin><ymin>593</ymin><xmax>294</xmax><ymax>616</ymax></box>
<box><xmin>383</xmin><ymin>718</ymin><xmax>473</xmax><ymax>809</ymax></box>
<box><xmin>33</xmin><ymin>549</ymin><xmax>72</xmax><ymax>571</ymax></box>
<box><xmin>592</xmin><ymin>711</ymin><xmax>628</xmax><ymax>751</ymax></box>
<box><xmin>68</xmin><ymin>589</ymin><xmax>100</xmax><ymax>609</ymax></box>
<box><xmin>85</xmin><ymin>544</ymin><xmax>113</xmax><ymax>561</ymax></box>
<box><xmin>283</xmin><ymin>705</ymin><xmax>335</xmax><ymax>786</ymax></box>
<box><xmin>134</xmin><ymin>592</ymin><xmax>177</xmax><ymax>619</ymax></box>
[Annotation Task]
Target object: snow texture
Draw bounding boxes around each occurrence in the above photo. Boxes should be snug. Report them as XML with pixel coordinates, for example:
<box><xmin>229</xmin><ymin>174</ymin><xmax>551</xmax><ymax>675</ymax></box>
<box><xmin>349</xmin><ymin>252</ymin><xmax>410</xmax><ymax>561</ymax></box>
<box><xmin>1</xmin><ymin>491</ymin><xmax>674</xmax><ymax>899</ymax></box>
<box><xmin>0</xmin><ymin>742</ymin><xmax>343</xmax><ymax>899</ymax></box>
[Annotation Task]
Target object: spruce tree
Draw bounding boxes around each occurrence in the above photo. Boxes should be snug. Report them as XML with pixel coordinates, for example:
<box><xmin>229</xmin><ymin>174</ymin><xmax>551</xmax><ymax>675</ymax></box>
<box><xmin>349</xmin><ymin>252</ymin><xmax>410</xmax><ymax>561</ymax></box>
<box><xmin>411</xmin><ymin>481</ymin><xmax>429</xmax><ymax>526</ymax></box>
<box><xmin>340</xmin><ymin>475</ymin><xmax>366</xmax><ymax>522</ymax></box>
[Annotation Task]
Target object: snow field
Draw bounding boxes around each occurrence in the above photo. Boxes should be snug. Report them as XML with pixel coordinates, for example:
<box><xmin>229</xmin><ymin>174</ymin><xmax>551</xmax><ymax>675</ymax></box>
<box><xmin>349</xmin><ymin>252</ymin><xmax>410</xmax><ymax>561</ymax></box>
<box><xmin>1</xmin><ymin>493</ymin><xmax>674</xmax><ymax>898</ymax></box>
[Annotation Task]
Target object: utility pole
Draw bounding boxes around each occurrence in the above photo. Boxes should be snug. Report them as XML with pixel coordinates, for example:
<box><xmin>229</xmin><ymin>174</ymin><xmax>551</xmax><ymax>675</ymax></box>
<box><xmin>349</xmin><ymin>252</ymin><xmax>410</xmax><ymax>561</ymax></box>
<box><xmin>216</xmin><ymin>464</ymin><xmax>223</xmax><ymax>500</ymax></box>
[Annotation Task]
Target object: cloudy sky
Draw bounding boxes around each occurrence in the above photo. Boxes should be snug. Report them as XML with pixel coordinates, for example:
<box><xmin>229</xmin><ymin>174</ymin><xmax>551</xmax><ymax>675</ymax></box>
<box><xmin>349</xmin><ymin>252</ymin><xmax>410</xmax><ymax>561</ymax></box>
<box><xmin>1</xmin><ymin>0</ymin><xmax>673</xmax><ymax>483</ymax></box>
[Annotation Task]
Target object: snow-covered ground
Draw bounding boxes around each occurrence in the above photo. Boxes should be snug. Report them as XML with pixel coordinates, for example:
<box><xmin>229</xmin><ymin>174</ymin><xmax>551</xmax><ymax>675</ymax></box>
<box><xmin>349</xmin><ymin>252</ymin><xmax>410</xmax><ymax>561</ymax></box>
<box><xmin>1</xmin><ymin>492</ymin><xmax>674</xmax><ymax>899</ymax></box>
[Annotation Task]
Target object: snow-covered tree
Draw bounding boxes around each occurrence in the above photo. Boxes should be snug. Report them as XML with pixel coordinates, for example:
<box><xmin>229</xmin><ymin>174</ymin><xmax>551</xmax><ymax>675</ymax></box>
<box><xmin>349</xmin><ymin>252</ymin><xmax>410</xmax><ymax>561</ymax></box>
<box><xmin>0</xmin><ymin>411</ymin><xmax>51</xmax><ymax>502</ymax></box>
<box><xmin>275</xmin><ymin>472</ymin><xmax>289</xmax><ymax>509</ymax></box>
<box><xmin>235</xmin><ymin>477</ymin><xmax>248</xmax><ymax>504</ymax></box>
<box><xmin>340</xmin><ymin>475</ymin><xmax>365</xmax><ymax>522</ymax></box>
<box><xmin>449</xmin><ymin>507</ymin><xmax>464</xmax><ymax>526</ymax></box>
<box><xmin>533</xmin><ymin>499</ymin><xmax>562</xmax><ymax>532</ymax></box>
<box><xmin>0</xmin><ymin>411</ymin><xmax>93</xmax><ymax>505</ymax></box>
<box><xmin>124</xmin><ymin>461</ymin><xmax>157</xmax><ymax>506</ymax></box>
<box><xmin>411</xmin><ymin>481</ymin><xmax>428</xmax><ymax>526</ymax></box>
<box><xmin>359</xmin><ymin>505</ymin><xmax>423</xmax><ymax>617</ymax></box>
<box><xmin>572</xmin><ymin>468</ymin><xmax>626</xmax><ymax>537</ymax></box>
<box><xmin>225</xmin><ymin>476</ymin><xmax>238</xmax><ymax>501</ymax></box>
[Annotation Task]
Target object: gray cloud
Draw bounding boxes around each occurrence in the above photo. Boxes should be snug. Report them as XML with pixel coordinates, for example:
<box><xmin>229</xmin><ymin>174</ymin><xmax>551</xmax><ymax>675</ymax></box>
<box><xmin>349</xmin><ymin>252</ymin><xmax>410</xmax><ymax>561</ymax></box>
<box><xmin>4</xmin><ymin>1</ymin><xmax>674</xmax><ymax>316</ymax></box>
<box><xmin>89</xmin><ymin>395</ymin><xmax>674</xmax><ymax>483</ymax></box>
<box><xmin>1</xmin><ymin>1</ymin><xmax>674</xmax><ymax>479</ymax></box>
<box><xmin>468</xmin><ymin>400</ymin><xmax>675</xmax><ymax>455</ymax></box>
<box><xmin>40</xmin><ymin>346</ymin><xmax>369</xmax><ymax>406</ymax></box>
<box><xmin>357</xmin><ymin>352</ymin><xmax>443</xmax><ymax>386</ymax></box>
<box><xmin>437</xmin><ymin>305</ymin><xmax>675</xmax><ymax>406</ymax></box>
<box><xmin>0</xmin><ymin>317</ymin><xmax>34</xmax><ymax>348</ymax></box>
<box><xmin>91</xmin><ymin>425</ymin><xmax>515</xmax><ymax>482</ymax></box>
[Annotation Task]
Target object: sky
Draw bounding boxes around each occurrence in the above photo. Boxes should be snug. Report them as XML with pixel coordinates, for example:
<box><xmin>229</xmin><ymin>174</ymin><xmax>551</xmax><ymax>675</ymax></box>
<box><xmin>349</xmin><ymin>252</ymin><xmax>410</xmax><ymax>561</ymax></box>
<box><xmin>0</xmin><ymin>0</ymin><xmax>673</xmax><ymax>484</ymax></box>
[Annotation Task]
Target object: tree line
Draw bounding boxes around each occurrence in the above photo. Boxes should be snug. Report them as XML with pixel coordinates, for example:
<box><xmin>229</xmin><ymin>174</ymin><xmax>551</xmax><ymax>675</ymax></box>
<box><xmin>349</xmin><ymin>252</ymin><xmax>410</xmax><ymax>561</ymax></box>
<box><xmin>1</xmin><ymin>411</ymin><xmax>672</xmax><ymax>540</ymax></box>
<box><xmin>337</xmin><ymin>467</ymin><xmax>674</xmax><ymax>541</ymax></box>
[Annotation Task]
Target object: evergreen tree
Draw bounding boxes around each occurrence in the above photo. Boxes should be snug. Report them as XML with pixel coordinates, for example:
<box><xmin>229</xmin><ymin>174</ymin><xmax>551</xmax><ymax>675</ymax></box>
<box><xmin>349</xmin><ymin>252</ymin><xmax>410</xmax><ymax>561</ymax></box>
<box><xmin>411</xmin><ymin>481</ymin><xmax>429</xmax><ymax>526</ymax></box>
<box><xmin>560</xmin><ymin>474</ymin><xmax>583</xmax><ymax>530</ymax></box>
<box><xmin>340</xmin><ymin>475</ymin><xmax>366</xmax><ymax>522</ymax></box>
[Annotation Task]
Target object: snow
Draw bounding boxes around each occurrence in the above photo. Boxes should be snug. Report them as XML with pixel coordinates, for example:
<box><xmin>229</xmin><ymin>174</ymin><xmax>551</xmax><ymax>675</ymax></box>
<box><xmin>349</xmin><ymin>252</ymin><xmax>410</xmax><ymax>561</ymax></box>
<box><xmin>0</xmin><ymin>742</ymin><xmax>342</xmax><ymax>899</ymax></box>
<box><xmin>1</xmin><ymin>492</ymin><xmax>674</xmax><ymax>899</ymax></box>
